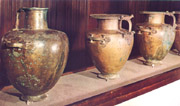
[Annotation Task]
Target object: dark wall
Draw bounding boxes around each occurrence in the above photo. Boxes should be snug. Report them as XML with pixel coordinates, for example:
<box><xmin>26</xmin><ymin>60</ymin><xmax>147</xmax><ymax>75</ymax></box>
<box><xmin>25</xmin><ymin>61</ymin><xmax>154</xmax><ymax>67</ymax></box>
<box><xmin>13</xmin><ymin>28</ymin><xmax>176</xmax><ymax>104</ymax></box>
<box><xmin>0</xmin><ymin>0</ymin><xmax>180</xmax><ymax>86</ymax></box>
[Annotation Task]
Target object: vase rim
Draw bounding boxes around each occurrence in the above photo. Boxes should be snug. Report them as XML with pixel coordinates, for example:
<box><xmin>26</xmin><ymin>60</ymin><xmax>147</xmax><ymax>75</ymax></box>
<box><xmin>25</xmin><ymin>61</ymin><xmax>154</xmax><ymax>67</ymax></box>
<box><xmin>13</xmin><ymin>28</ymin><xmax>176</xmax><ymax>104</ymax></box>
<box><xmin>90</xmin><ymin>14</ymin><xmax>130</xmax><ymax>20</ymax></box>
<box><xmin>140</xmin><ymin>11</ymin><xmax>168</xmax><ymax>15</ymax></box>
<box><xmin>21</xmin><ymin>7</ymin><xmax>48</xmax><ymax>11</ymax></box>
<box><xmin>174</xmin><ymin>11</ymin><xmax>180</xmax><ymax>14</ymax></box>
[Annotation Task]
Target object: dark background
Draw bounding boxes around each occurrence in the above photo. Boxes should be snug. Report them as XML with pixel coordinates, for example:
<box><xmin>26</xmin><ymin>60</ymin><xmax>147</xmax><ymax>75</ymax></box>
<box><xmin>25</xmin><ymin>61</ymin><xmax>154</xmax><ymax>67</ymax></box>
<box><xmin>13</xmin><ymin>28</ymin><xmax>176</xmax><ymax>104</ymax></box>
<box><xmin>0</xmin><ymin>0</ymin><xmax>180</xmax><ymax>86</ymax></box>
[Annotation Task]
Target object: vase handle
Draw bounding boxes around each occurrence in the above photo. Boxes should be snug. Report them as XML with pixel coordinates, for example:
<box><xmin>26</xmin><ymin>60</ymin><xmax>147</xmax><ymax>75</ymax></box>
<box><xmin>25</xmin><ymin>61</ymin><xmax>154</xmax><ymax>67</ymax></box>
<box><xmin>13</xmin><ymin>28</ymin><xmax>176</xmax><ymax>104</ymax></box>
<box><xmin>5</xmin><ymin>42</ymin><xmax>23</xmax><ymax>48</ymax></box>
<box><xmin>165</xmin><ymin>11</ymin><xmax>177</xmax><ymax>29</ymax></box>
<box><xmin>3</xmin><ymin>39</ymin><xmax>29</xmax><ymax>49</ymax></box>
<box><xmin>119</xmin><ymin>14</ymin><xmax>134</xmax><ymax>32</ymax></box>
<box><xmin>13</xmin><ymin>8</ymin><xmax>24</xmax><ymax>31</ymax></box>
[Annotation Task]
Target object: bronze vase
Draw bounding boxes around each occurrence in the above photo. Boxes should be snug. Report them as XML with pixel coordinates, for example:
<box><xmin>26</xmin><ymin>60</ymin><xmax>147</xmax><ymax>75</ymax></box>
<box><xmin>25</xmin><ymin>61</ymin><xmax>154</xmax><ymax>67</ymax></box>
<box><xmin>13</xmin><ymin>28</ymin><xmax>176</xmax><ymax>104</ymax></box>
<box><xmin>174</xmin><ymin>11</ymin><xmax>180</xmax><ymax>55</ymax></box>
<box><xmin>136</xmin><ymin>11</ymin><xmax>176</xmax><ymax>66</ymax></box>
<box><xmin>0</xmin><ymin>7</ymin><xmax>69</xmax><ymax>103</ymax></box>
<box><xmin>87</xmin><ymin>14</ymin><xmax>134</xmax><ymax>80</ymax></box>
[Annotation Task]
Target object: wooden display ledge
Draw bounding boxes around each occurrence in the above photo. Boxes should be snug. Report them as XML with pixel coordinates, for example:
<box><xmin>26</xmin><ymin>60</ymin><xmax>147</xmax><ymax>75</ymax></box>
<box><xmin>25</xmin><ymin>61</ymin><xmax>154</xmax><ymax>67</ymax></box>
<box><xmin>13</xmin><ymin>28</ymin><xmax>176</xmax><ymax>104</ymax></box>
<box><xmin>0</xmin><ymin>52</ymin><xmax>180</xmax><ymax>106</ymax></box>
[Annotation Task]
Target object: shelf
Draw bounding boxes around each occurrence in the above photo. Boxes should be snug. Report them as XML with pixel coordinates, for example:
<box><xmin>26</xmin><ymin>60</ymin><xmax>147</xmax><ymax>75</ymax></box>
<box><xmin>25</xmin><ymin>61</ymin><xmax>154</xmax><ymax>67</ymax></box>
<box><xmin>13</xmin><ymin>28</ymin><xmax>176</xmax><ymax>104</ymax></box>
<box><xmin>118</xmin><ymin>79</ymin><xmax>180</xmax><ymax>106</ymax></box>
<box><xmin>0</xmin><ymin>52</ymin><xmax>180</xmax><ymax>106</ymax></box>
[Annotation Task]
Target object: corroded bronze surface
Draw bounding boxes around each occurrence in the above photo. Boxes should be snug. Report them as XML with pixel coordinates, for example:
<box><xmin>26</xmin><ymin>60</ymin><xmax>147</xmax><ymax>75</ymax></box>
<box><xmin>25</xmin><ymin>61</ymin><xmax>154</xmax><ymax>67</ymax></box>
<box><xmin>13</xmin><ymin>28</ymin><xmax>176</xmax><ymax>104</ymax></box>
<box><xmin>136</xmin><ymin>11</ymin><xmax>176</xmax><ymax>66</ymax></box>
<box><xmin>87</xmin><ymin>14</ymin><xmax>134</xmax><ymax>80</ymax></box>
<box><xmin>174</xmin><ymin>12</ymin><xmax>180</xmax><ymax>55</ymax></box>
<box><xmin>0</xmin><ymin>7</ymin><xmax>69</xmax><ymax>102</ymax></box>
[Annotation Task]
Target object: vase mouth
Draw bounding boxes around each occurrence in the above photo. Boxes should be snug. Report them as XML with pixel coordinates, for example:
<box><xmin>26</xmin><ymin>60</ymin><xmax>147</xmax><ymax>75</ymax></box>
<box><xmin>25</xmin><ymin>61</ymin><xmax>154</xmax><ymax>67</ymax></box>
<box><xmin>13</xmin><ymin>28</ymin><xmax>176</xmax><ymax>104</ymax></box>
<box><xmin>90</xmin><ymin>14</ymin><xmax>130</xmax><ymax>20</ymax></box>
<box><xmin>140</xmin><ymin>11</ymin><xmax>168</xmax><ymax>15</ymax></box>
<box><xmin>21</xmin><ymin>7</ymin><xmax>48</xmax><ymax>11</ymax></box>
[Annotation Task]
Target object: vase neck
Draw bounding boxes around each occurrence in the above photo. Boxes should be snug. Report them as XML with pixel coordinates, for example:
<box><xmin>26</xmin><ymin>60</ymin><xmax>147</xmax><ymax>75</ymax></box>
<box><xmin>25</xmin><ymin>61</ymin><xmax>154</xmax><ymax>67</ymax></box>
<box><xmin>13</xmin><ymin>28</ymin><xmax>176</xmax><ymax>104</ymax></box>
<box><xmin>97</xmin><ymin>19</ymin><xmax>118</xmax><ymax>30</ymax></box>
<box><xmin>147</xmin><ymin>14</ymin><xmax>165</xmax><ymax>24</ymax></box>
<box><xmin>24</xmin><ymin>9</ymin><xmax>48</xmax><ymax>29</ymax></box>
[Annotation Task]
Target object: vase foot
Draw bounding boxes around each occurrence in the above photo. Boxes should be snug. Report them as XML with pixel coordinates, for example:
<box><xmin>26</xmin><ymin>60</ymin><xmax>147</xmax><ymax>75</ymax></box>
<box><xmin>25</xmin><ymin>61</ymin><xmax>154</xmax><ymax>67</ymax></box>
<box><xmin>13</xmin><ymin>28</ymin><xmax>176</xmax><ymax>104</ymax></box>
<box><xmin>97</xmin><ymin>73</ymin><xmax>120</xmax><ymax>81</ymax></box>
<box><xmin>177</xmin><ymin>52</ymin><xmax>180</xmax><ymax>56</ymax></box>
<box><xmin>143</xmin><ymin>60</ymin><xmax>162</xmax><ymax>68</ymax></box>
<box><xmin>172</xmin><ymin>49</ymin><xmax>180</xmax><ymax>56</ymax></box>
<box><xmin>21</xmin><ymin>93</ymin><xmax>48</xmax><ymax>104</ymax></box>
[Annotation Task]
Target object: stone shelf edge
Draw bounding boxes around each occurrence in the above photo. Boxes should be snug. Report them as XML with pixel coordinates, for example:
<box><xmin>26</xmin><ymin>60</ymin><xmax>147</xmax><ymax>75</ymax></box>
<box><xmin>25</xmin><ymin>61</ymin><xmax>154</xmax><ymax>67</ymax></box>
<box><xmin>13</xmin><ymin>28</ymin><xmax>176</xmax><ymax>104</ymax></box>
<box><xmin>0</xmin><ymin>52</ymin><xmax>180</xmax><ymax>106</ymax></box>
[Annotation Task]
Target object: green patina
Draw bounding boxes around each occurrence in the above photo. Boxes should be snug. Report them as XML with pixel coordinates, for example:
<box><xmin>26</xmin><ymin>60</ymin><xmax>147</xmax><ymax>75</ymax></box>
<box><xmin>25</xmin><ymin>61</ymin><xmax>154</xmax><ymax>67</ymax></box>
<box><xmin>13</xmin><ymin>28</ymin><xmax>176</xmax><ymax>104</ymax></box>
<box><xmin>17</xmin><ymin>66</ymin><xmax>20</xmax><ymax>69</ymax></box>
<box><xmin>28</xmin><ymin>66</ymin><xmax>32</xmax><ymax>69</ymax></box>
<box><xmin>9</xmin><ymin>53</ymin><xmax>16</xmax><ymax>62</ymax></box>
<box><xmin>27</xmin><ymin>50</ymin><xmax>33</xmax><ymax>54</ymax></box>
<box><xmin>163</xmin><ymin>41</ymin><xmax>172</xmax><ymax>50</ymax></box>
<box><xmin>13</xmin><ymin>51</ymin><xmax>22</xmax><ymax>57</ymax></box>
<box><xmin>162</xmin><ymin>26</ymin><xmax>174</xmax><ymax>51</ymax></box>
<box><xmin>7</xmin><ymin>51</ymin><xmax>21</xmax><ymax>70</ymax></box>
<box><xmin>8</xmin><ymin>53</ymin><xmax>12</xmax><ymax>57</ymax></box>
<box><xmin>56</xmin><ymin>51</ymin><xmax>65</xmax><ymax>74</ymax></box>
<box><xmin>120</xmin><ymin>58</ymin><xmax>122</xmax><ymax>62</ymax></box>
<box><xmin>45</xmin><ymin>65</ymin><xmax>48</xmax><ymax>68</ymax></box>
<box><xmin>20</xmin><ymin>59</ymin><xmax>25</xmax><ymax>64</ymax></box>
<box><xmin>42</xmin><ymin>53</ymin><xmax>46</xmax><ymax>56</ymax></box>
<box><xmin>21</xmin><ymin>82</ymin><xmax>25</xmax><ymax>86</ymax></box>
<box><xmin>38</xmin><ymin>57</ymin><xmax>41</xmax><ymax>61</ymax></box>
<box><xmin>18</xmin><ymin>58</ymin><xmax>41</xmax><ymax>89</ymax></box>
<box><xmin>20</xmin><ymin>59</ymin><xmax>29</xmax><ymax>73</ymax></box>
<box><xmin>31</xmin><ymin>75</ymin><xmax>40</xmax><ymax>82</ymax></box>
<box><xmin>16</xmin><ymin>73</ymin><xmax>40</xmax><ymax>89</ymax></box>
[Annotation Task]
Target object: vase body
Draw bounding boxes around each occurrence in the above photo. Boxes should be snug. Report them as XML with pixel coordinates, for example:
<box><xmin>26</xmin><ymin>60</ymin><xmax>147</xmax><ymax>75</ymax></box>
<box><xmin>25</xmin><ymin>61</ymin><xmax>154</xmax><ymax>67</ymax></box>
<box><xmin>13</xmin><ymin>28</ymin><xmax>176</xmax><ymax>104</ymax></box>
<box><xmin>0</xmin><ymin>7</ymin><xmax>69</xmax><ymax>102</ymax></box>
<box><xmin>87</xmin><ymin>14</ymin><xmax>134</xmax><ymax>80</ymax></box>
<box><xmin>136</xmin><ymin>11</ymin><xmax>176</xmax><ymax>66</ymax></box>
<box><xmin>174</xmin><ymin>12</ymin><xmax>180</xmax><ymax>55</ymax></box>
